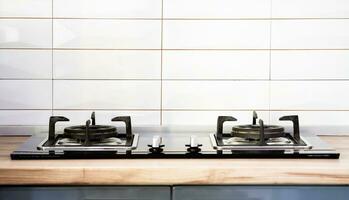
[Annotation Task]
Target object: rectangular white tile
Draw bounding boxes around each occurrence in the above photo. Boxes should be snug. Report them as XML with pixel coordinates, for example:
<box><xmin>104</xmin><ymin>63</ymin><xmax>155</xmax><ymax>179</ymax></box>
<box><xmin>0</xmin><ymin>80</ymin><xmax>52</xmax><ymax>109</ymax></box>
<box><xmin>270</xmin><ymin>111</ymin><xmax>349</xmax><ymax>126</ymax></box>
<box><xmin>54</xmin><ymin>0</ymin><xmax>161</xmax><ymax>18</ymax></box>
<box><xmin>0</xmin><ymin>110</ymin><xmax>51</xmax><ymax>125</ymax></box>
<box><xmin>0</xmin><ymin>50</ymin><xmax>51</xmax><ymax>79</ymax></box>
<box><xmin>163</xmin><ymin>0</ymin><xmax>270</xmax><ymax>19</ymax></box>
<box><xmin>163</xmin><ymin>20</ymin><xmax>270</xmax><ymax>49</ymax></box>
<box><xmin>163</xmin><ymin>81</ymin><xmax>269</xmax><ymax>109</ymax></box>
<box><xmin>271</xmin><ymin>50</ymin><xmax>349</xmax><ymax>79</ymax></box>
<box><xmin>53</xmin><ymin>50</ymin><xmax>160</xmax><ymax>79</ymax></box>
<box><xmin>53</xmin><ymin>110</ymin><xmax>160</xmax><ymax>125</ymax></box>
<box><xmin>53</xmin><ymin>19</ymin><xmax>161</xmax><ymax>49</ymax></box>
<box><xmin>163</xmin><ymin>50</ymin><xmax>269</xmax><ymax>79</ymax></box>
<box><xmin>163</xmin><ymin>111</ymin><xmax>270</xmax><ymax>126</ymax></box>
<box><xmin>0</xmin><ymin>19</ymin><xmax>52</xmax><ymax>48</ymax></box>
<box><xmin>53</xmin><ymin>80</ymin><xmax>160</xmax><ymax>109</ymax></box>
<box><xmin>0</xmin><ymin>0</ymin><xmax>51</xmax><ymax>17</ymax></box>
<box><xmin>272</xmin><ymin>20</ymin><xmax>349</xmax><ymax>49</ymax></box>
<box><xmin>273</xmin><ymin>0</ymin><xmax>349</xmax><ymax>18</ymax></box>
<box><xmin>270</xmin><ymin>81</ymin><xmax>349</xmax><ymax>110</ymax></box>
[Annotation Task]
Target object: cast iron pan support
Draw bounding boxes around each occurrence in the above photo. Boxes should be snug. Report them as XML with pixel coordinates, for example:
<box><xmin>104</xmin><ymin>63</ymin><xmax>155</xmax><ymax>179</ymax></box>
<box><xmin>252</xmin><ymin>111</ymin><xmax>258</xmax><ymax>125</ymax></box>
<box><xmin>91</xmin><ymin>111</ymin><xmax>96</xmax><ymax>125</ymax></box>
<box><xmin>216</xmin><ymin>116</ymin><xmax>237</xmax><ymax>139</ymax></box>
<box><xmin>48</xmin><ymin>116</ymin><xmax>69</xmax><ymax>144</ymax></box>
<box><xmin>84</xmin><ymin>120</ymin><xmax>91</xmax><ymax>145</ymax></box>
<box><xmin>112</xmin><ymin>116</ymin><xmax>132</xmax><ymax>139</ymax></box>
<box><xmin>258</xmin><ymin>119</ymin><xmax>266</xmax><ymax>145</ymax></box>
<box><xmin>279</xmin><ymin>115</ymin><xmax>300</xmax><ymax>143</ymax></box>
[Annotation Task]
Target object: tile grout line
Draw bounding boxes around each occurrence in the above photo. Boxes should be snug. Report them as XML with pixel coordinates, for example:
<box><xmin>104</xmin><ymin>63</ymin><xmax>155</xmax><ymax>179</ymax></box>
<box><xmin>3</xmin><ymin>109</ymin><xmax>349</xmax><ymax>112</ymax></box>
<box><xmin>5</xmin><ymin>78</ymin><xmax>349</xmax><ymax>81</ymax></box>
<box><xmin>2</xmin><ymin>48</ymin><xmax>349</xmax><ymax>51</ymax></box>
<box><xmin>51</xmin><ymin>0</ymin><xmax>54</xmax><ymax>116</ymax></box>
<box><xmin>268</xmin><ymin>0</ymin><xmax>273</xmax><ymax>123</ymax></box>
<box><xmin>160</xmin><ymin>0</ymin><xmax>164</xmax><ymax>125</ymax></box>
<box><xmin>2</xmin><ymin>17</ymin><xmax>349</xmax><ymax>20</ymax></box>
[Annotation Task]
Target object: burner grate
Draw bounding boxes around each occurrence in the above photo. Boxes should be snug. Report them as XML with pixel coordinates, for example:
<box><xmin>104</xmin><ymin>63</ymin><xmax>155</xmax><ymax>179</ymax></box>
<box><xmin>215</xmin><ymin>111</ymin><xmax>304</xmax><ymax>148</ymax></box>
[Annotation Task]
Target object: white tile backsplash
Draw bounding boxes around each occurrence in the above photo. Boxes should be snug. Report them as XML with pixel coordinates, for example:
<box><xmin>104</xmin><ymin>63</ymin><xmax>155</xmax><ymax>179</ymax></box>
<box><xmin>0</xmin><ymin>50</ymin><xmax>51</xmax><ymax>79</ymax></box>
<box><xmin>1</xmin><ymin>1</ymin><xmax>349</xmax><ymax>131</ymax></box>
<box><xmin>272</xmin><ymin>0</ymin><xmax>349</xmax><ymax>18</ymax></box>
<box><xmin>53</xmin><ymin>80</ymin><xmax>160</xmax><ymax>109</ymax></box>
<box><xmin>163</xmin><ymin>20</ymin><xmax>270</xmax><ymax>49</ymax></box>
<box><xmin>0</xmin><ymin>0</ymin><xmax>51</xmax><ymax>18</ymax></box>
<box><xmin>270</xmin><ymin>111</ymin><xmax>349</xmax><ymax>127</ymax></box>
<box><xmin>271</xmin><ymin>50</ymin><xmax>349</xmax><ymax>79</ymax></box>
<box><xmin>52</xmin><ymin>110</ymin><xmax>160</xmax><ymax>125</ymax></box>
<box><xmin>54</xmin><ymin>0</ymin><xmax>161</xmax><ymax>18</ymax></box>
<box><xmin>163</xmin><ymin>0</ymin><xmax>271</xmax><ymax>19</ymax></box>
<box><xmin>53</xmin><ymin>19</ymin><xmax>161</xmax><ymax>49</ymax></box>
<box><xmin>270</xmin><ymin>81</ymin><xmax>349</xmax><ymax>110</ymax></box>
<box><xmin>0</xmin><ymin>80</ymin><xmax>51</xmax><ymax>109</ymax></box>
<box><xmin>0</xmin><ymin>19</ymin><xmax>51</xmax><ymax>48</ymax></box>
<box><xmin>272</xmin><ymin>20</ymin><xmax>349</xmax><ymax>49</ymax></box>
<box><xmin>163</xmin><ymin>50</ymin><xmax>269</xmax><ymax>79</ymax></box>
<box><xmin>163</xmin><ymin>81</ymin><xmax>269</xmax><ymax>109</ymax></box>
<box><xmin>53</xmin><ymin>50</ymin><xmax>161</xmax><ymax>79</ymax></box>
<box><xmin>163</xmin><ymin>111</ymin><xmax>270</xmax><ymax>125</ymax></box>
<box><xmin>0</xmin><ymin>110</ymin><xmax>51</xmax><ymax>125</ymax></box>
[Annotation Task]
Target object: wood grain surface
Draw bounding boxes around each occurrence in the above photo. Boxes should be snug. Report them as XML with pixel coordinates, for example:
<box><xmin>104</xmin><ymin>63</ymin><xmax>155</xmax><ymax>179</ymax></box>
<box><xmin>0</xmin><ymin>136</ymin><xmax>348</xmax><ymax>185</ymax></box>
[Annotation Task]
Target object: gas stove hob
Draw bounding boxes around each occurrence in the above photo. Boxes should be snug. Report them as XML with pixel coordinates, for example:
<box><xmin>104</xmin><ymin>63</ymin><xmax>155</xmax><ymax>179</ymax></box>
<box><xmin>11</xmin><ymin>112</ymin><xmax>340</xmax><ymax>159</ymax></box>
<box><xmin>36</xmin><ymin>112</ymin><xmax>138</xmax><ymax>153</ymax></box>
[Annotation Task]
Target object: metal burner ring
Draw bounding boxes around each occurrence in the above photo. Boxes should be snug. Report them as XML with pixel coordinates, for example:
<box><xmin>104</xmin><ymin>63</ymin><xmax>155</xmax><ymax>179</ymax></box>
<box><xmin>64</xmin><ymin>125</ymin><xmax>116</xmax><ymax>134</ymax></box>
<box><xmin>232</xmin><ymin>124</ymin><xmax>285</xmax><ymax>140</ymax></box>
<box><xmin>63</xmin><ymin>125</ymin><xmax>117</xmax><ymax>140</ymax></box>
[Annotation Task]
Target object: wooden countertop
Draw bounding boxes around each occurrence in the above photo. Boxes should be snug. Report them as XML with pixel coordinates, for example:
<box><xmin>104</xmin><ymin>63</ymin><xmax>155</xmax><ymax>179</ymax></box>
<box><xmin>0</xmin><ymin>136</ymin><xmax>348</xmax><ymax>185</ymax></box>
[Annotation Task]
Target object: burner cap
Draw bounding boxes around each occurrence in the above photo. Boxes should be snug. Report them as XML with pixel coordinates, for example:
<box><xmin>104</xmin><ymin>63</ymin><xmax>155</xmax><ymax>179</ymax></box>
<box><xmin>63</xmin><ymin>125</ymin><xmax>117</xmax><ymax>141</ymax></box>
<box><xmin>232</xmin><ymin>124</ymin><xmax>285</xmax><ymax>140</ymax></box>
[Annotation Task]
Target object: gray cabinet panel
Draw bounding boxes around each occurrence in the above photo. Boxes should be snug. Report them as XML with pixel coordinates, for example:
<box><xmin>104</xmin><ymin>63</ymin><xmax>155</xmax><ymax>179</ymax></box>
<box><xmin>0</xmin><ymin>186</ymin><xmax>171</xmax><ymax>200</ymax></box>
<box><xmin>173</xmin><ymin>186</ymin><xmax>349</xmax><ymax>200</ymax></box>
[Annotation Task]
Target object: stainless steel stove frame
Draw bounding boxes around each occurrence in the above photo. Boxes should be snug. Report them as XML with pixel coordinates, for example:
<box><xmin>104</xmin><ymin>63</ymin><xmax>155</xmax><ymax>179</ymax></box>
<box><xmin>37</xmin><ymin>134</ymin><xmax>139</xmax><ymax>152</ymax></box>
<box><xmin>209</xmin><ymin>134</ymin><xmax>312</xmax><ymax>151</ymax></box>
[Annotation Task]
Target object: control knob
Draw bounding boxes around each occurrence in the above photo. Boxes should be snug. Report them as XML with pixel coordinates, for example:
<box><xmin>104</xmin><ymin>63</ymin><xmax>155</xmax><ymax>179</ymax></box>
<box><xmin>148</xmin><ymin>135</ymin><xmax>164</xmax><ymax>153</ymax></box>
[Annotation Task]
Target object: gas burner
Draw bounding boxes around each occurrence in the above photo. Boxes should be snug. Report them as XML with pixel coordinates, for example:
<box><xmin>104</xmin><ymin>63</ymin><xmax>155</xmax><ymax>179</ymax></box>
<box><xmin>231</xmin><ymin>111</ymin><xmax>285</xmax><ymax>140</ymax></box>
<box><xmin>35</xmin><ymin>112</ymin><xmax>138</xmax><ymax>152</ymax></box>
<box><xmin>63</xmin><ymin>125</ymin><xmax>117</xmax><ymax>141</ymax></box>
<box><xmin>232</xmin><ymin>124</ymin><xmax>285</xmax><ymax>140</ymax></box>
<box><xmin>215</xmin><ymin>111</ymin><xmax>301</xmax><ymax>143</ymax></box>
<box><xmin>211</xmin><ymin>111</ymin><xmax>317</xmax><ymax>153</ymax></box>
<box><xmin>62</xmin><ymin>112</ymin><xmax>118</xmax><ymax>141</ymax></box>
